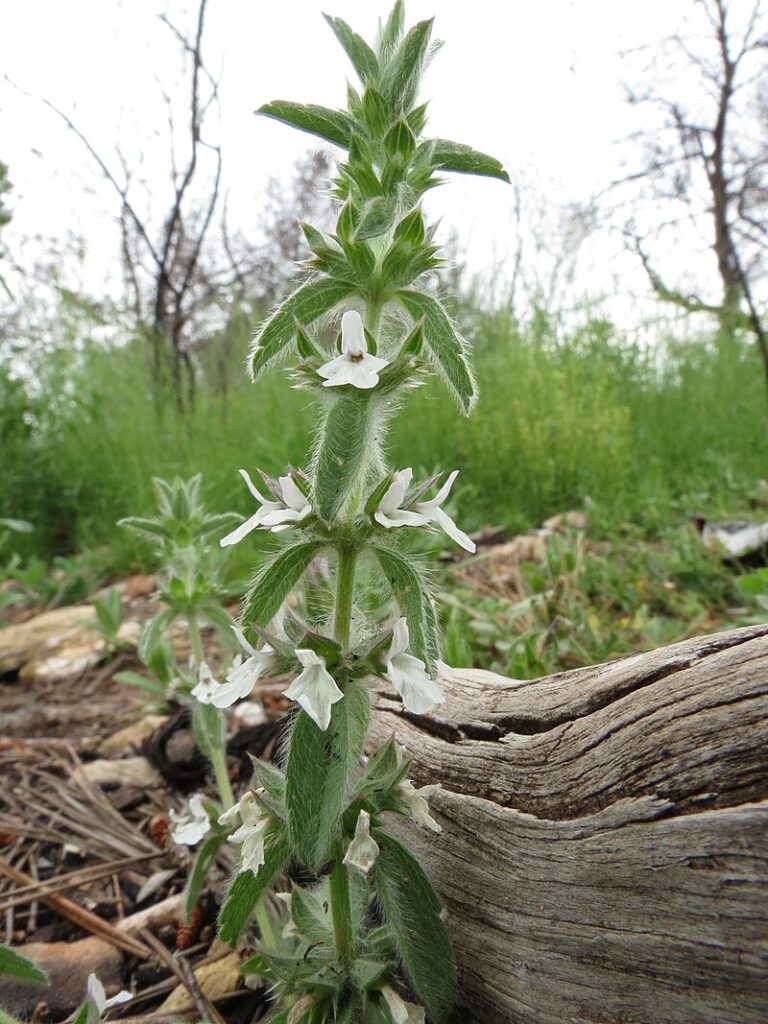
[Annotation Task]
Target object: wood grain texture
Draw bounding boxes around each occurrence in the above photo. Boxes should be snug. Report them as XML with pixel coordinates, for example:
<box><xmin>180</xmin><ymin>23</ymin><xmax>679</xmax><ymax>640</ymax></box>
<box><xmin>368</xmin><ymin>623</ymin><xmax>768</xmax><ymax>1024</ymax></box>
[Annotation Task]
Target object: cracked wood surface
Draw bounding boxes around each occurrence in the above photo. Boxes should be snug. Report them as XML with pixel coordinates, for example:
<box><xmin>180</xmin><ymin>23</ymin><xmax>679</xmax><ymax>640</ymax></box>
<box><xmin>369</xmin><ymin>623</ymin><xmax>768</xmax><ymax>1024</ymax></box>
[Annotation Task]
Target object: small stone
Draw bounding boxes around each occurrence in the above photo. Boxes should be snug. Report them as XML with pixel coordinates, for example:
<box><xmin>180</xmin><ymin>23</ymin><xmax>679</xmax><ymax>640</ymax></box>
<box><xmin>123</xmin><ymin>574</ymin><xmax>156</xmax><ymax>599</ymax></box>
<box><xmin>0</xmin><ymin>937</ymin><xmax>123</xmax><ymax>1018</ymax></box>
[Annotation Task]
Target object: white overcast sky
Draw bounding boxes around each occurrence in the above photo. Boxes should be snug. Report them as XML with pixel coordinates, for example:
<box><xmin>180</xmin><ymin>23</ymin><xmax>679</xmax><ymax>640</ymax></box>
<box><xmin>0</xmin><ymin>0</ymin><xmax>755</xmax><ymax>331</ymax></box>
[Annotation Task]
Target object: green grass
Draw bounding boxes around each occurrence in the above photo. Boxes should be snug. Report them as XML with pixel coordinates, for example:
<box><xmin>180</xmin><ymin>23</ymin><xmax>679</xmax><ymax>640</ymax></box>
<box><xmin>3</xmin><ymin>301</ymin><xmax>765</xmax><ymax>566</ymax></box>
<box><xmin>1</xmin><ymin>296</ymin><xmax>766</xmax><ymax>675</ymax></box>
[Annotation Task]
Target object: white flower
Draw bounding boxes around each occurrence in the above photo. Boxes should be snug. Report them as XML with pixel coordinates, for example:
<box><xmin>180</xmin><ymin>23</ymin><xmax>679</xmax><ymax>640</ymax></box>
<box><xmin>284</xmin><ymin>649</ymin><xmax>343</xmax><ymax>730</ymax></box>
<box><xmin>169</xmin><ymin>793</ymin><xmax>211</xmax><ymax>846</ymax></box>
<box><xmin>396</xmin><ymin>779</ymin><xmax>442</xmax><ymax>833</ymax></box>
<box><xmin>343</xmin><ymin>809</ymin><xmax>380</xmax><ymax>874</ymax></box>
<box><xmin>220</xmin><ymin>469</ymin><xmax>311</xmax><ymax>547</ymax></box>
<box><xmin>374</xmin><ymin>468</ymin><xmax>430</xmax><ymax>530</ymax></box>
<box><xmin>385</xmin><ymin>617</ymin><xmax>444</xmax><ymax>715</ymax></box>
<box><xmin>275</xmin><ymin>891</ymin><xmax>299</xmax><ymax>937</ymax></box>
<box><xmin>86</xmin><ymin>974</ymin><xmax>132</xmax><ymax>1018</ymax></box>
<box><xmin>373</xmin><ymin>468</ymin><xmax>475</xmax><ymax>553</ymax></box>
<box><xmin>216</xmin><ymin>627</ymin><xmax>277</xmax><ymax>708</ymax></box>
<box><xmin>190</xmin><ymin>661</ymin><xmax>218</xmax><ymax>704</ymax></box>
<box><xmin>380</xmin><ymin>985</ymin><xmax>426</xmax><ymax>1024</ymax></box>
<box><xmin>221</xmin><ymin>790</ymin><xmax>271</xmax><ymax>874</ymax></box>
<box><xmin>414</xmin><ymin>470</ymin><xmax>475</xmax><ymax>552</ymax></box>
<box><xmin>317</xmin><ymin>309</ymin><xmax>388</xmax><ymax>390</ymax></box>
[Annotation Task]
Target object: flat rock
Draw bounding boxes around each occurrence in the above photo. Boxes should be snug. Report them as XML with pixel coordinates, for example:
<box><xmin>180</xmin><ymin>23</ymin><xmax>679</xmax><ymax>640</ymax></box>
<box><xmin>72</xmin><ymin>756</ymin><xmax>163</xmax><ymax>789</ymax></box>
<box><xmin>156</xmin><ymin>951</ymin><xmax>241</xmax><ymax>1012</ymax></box>
<box><xmin>0</xmin><ymin>605</ymin><xmax>97</xmax><ymax>675</ymax></box>
<box><xmin>0</xmin><ymin>936</ymin><xmax>123</xmax><ymax>1018</ymax></box>
<box><xmin>97</xmin><ymin>715</ymin><xmax>168</xmax><ymax>757</ymax></box>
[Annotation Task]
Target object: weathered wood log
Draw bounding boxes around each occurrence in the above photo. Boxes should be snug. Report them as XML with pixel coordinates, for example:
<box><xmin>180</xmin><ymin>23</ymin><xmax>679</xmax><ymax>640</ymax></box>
<box><xmin>369</xmin><ymin>623</ymin><xmax>768</xmax><ymax>1024</ymax></box>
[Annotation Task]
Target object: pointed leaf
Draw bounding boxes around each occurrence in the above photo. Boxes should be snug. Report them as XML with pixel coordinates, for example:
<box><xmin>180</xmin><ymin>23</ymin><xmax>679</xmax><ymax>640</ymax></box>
<box><xmin>0</xmin><ymin>943</ymin><xmax>49</xmax><ymax>985</ymax></box>
<box><xmin>379</xmin><ymin>0</ymin><xmax>405</xmax><ymax>56</ymax></box>
<box><xmin>138</xmin><ymin>607</ymin><xmax>177</xmax><ymax>663</ymax></box>
<box><xmin>323</xmin><ymin>15</ymin><xmax>379</xmax><ymax>83</ymax></box>
<box><xmin>218</xmin><ymin>830</ymin><xmax>292</xmax><ymax>944</ymax></box>
<box><xmin>371</xmin><ymin>833</ymin><xmax>456</xmax><ymax>1021</ymax></box>
<box><xmin>380</xmin><ymin>18</ymin><xmax>434</xmax><ymax>109</ymax></box>
<box><xmin>286</xmin><ymin>681</ymin><xmax>371</xmax><ymax>870</ymax></box>
<box><xmin>372</xmin><ymin>546</ymin><xmax>439</xmax><ymax>675</ymax></box>
<box><xmin>426</xmin><ymin>138</ymin><xmax>510</xmax><ymax>182</ymax></box>
<box><xmin>395</xmin><ymin>289</ymin><xmax>477</xmax><ymax>414</ymax></box>
<box><xmin>355</xmin><ymin>194</ymin><xmax>400</xmax><ymax>241</ymax></box>
<box><xmin>242</xmin><ymin>541</ymin><xmax>326</xmax><ymax>628</ymax></box>
<box><xmin>250</xmin><ymin>277</ymin><xmax>356</xmax><ymax>379</ymax></box>
<box><xmin>257</xmin><ymin>101</ymin><xmax>353</xmax><ymax>148</ymax></box>
<box><xmin>183</xmin><ymin>833</ymin><xmax>227</xmax><ymax>921</ymax></box>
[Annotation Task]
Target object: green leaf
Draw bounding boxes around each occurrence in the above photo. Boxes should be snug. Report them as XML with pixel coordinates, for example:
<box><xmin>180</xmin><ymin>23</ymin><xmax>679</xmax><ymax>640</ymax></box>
<box><xmin>323</xmin><ymin>15</ymin><xmax>379</xmax><ymax>83</ymax></box>
<box><xmin>218</xmin><ymin>830</ymin><xmax>292</xmax><ymax>944</ymax></box>
<box><xmin>290</xmin><ymin>883</ymin><xmax>334</xmax><ymax>941</ymax></box>
<box><xmin>361</xmin><ymin>85</ymin><xmax>390</xmax><ymax>139</ymax></box>
<box><xmin>395</xmin><ymin>289</ymin><xmax>477</xmax><ymax>414</ymax></box>
<box><xmin>286</xmin><ymin>681</ymin><xmax>371</xmax><ymax>870</ymax></box>
<box><xmin>250</xmin><ymin>277</ymin><xmax>356</xmax><ymax>380</ymax></box>
<box><xmin>138</xmin><ymin>607</ymin><xmax>177</xmax><ymax>662</ymax></box>
<box><xmin>256</xmin><ymin>100</ymin><xmax>353</xmax><ymax>148</ymax></box>
<box><xmin>355</xmin><ymin>194</ymin><xmax>400</xmax><ymax>241</ymax></box>
<box><xmin>384</xmin><ymin>117</ymin><xmax>416</xmax><ymax>163</ymax></box>
<box><xmin>380</xmin><ymin>18</ymin><xmax>434</xmax><ymax>109</ymax></box>
<box><xmin>242</xmin><ymin>541</ymin><xmax>325</xmax><ymax>628</ymax></box>
<box><xmin>256</xmin><ymin>760</ymin><xmax>286</xmax><ymax>802</ymax></box>
<box><xmin>372</xmin><ymin>546</ymin><xmax>439</xmax><ymax>675</ymax></box>
<box><xmin>378</xmin><ymin>0</ymin><xmax>405</xmax><ymax>57</ymax></box>
<box><xmin>117</xmin><ymin>516</ymin><xmax>174</xmax><ymax>542</ymax></box>
<box><xmin>0</xmin><ymin>943</ymin><xmax>49</xmax><ymax>985</ymax></box>
<box><xmin>314</xmin><ymin>392</ymin><xmax>376</xmax><ymax>522</ymax></box>
<box><xmin>113</xmin><ymin>670</ymin><xmax>166</xmax><ymax>698</ymax></box>
<box><xmin>200</xmin><ymin>603</ymin><xmax>235</xmax><ymax>636</ymax></box>
<box><xmin>426</xmin><ymin>138</ymin><xmax>510</xmax><ymax>182</ymax></box>
<box><xmin>372</xmin><ymin>833</ymin><xmax>456</xmax><ymax>1021</ymax></box>
<box><xmin>184</xmin><ymin>833</ymin><xmax>227</xmax><ymax>921</ymax></box>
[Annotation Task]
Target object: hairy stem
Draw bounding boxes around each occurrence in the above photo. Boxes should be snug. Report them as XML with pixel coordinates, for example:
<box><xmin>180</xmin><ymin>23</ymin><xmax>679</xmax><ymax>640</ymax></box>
<box><xmin>333</xmin><ymin>545</ymin><xmax>358</xmax><ymax>649</ymax></box>
<box><xmin>209</xmin><ymin>746</ymin><xmax>235</xmax><ymax>810</ymax></box>
<box><xmin>329</xmin><ymin>850</ymin><xmax>354</xmax><ymax>966</ymax></box>
<box><xmin>187</xmin><ymin>614</ymin><xmax>205</xmax><ymax>669</ymax></box>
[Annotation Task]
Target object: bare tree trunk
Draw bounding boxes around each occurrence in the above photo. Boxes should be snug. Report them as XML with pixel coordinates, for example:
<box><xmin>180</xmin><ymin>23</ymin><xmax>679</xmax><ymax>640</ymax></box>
<box><xmin>369</xmin><ymin>624</ymin><xmax>768</xmax><ymax>1024</ymax></box>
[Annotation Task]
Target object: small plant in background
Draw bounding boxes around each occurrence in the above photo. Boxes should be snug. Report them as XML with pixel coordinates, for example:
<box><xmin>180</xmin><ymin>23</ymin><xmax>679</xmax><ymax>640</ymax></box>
<box><xmin>155</xmin><ymin>5</ymin><xmax>509</xmax><ymax>1021</ymax></box>
<box><xmin>91</xmin><ymin>588</ymin><xmax>126</xmax><ymax>656</ymax></box>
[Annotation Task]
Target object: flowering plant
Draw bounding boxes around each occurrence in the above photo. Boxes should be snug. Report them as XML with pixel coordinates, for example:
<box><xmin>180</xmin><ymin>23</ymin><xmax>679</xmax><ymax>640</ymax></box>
<box><xmin>144</xmin><ymin>4</ymin><xmax>506</xmax><ymax>1021</ymax></box>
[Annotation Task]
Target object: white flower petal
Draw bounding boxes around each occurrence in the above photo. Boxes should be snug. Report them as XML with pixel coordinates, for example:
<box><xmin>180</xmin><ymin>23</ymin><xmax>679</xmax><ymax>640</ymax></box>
<box><xmin>416</xmin><ymin>469</ymin><xmax>459</xmax><ymax>513</ymax></box>
<box><xmin>238</xmin><ymin>468</ymin><xmax>270</xmax><ymax>505</ymax></box>
<box><xmin>396</xmin><ymin>779</ymin><xmax>442</xmax><ymax>833</ymax></box>
<box><xmin>341</xmin><ymin>309</ymin><xmax>366</xmax><ymax>355</ymax></box>
<box><xmin>279</xmin><ymin>474</ymin><xmax>311</xmax><ymax>514</ymax></box>
<box><xmin>378</xmin><ymin>469</ymin><xmax>413</xmax><ymax>514</ymax></box>
<box><xmin>432</xmin><ymin>505</ymin><xmax>476</xmax><ymax>553</ymax></box>
<box><xmin>191</xmin><ymin>661</ymin><xmax>217</xmax><ymax>704</ymax></box>
<box><xmin>232</xmin><ymin>624</ymin><xmax>258</xmax><ymax>658</ymax></box>
<box><xmin>386</xmin><ymin>652</ymin><xmax>445</xmax><ymax>715</ymax></box>
<box><xmin>343</xmin><ymin>809</ymin><xmax>379</xmax><ymax>874</ymax></box>
<box><xmin>317</xmin><ymin>352</ymin><xmax>349</xmax><ymax>380</ymax></box>
<box><xmin>170</xmin><ymin>794</ymin><xmax>210</xmax><ymax>846</ymax></box>
<box><xmin>381</xmin><ymin>986</ymin><xmax>425</xmax><ymax>1024</ymax></box>
<box><xmin>388</xmin><ymin>617</ymin><xmax>411</xmax><ymax>660</ymax></box>
<box><xmin>284</xmin><ymin>650</ymin><xmax>344</xmax><ymax>730</ymax></box>
<box><xmin>374</xmin><ymin>508</ymin><xmax>429</xmax><ymax>529</ymax></box>
<box><xmin>219</xmin><ymin>510</ymin><xmax>265</xmax><ymax>548</ymax></box>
